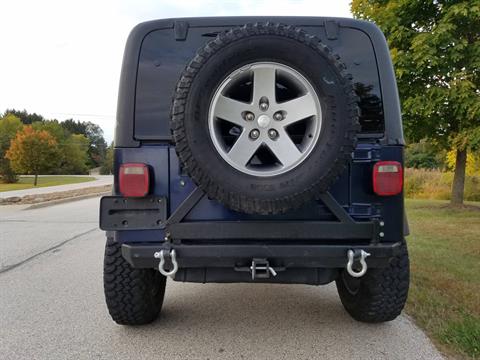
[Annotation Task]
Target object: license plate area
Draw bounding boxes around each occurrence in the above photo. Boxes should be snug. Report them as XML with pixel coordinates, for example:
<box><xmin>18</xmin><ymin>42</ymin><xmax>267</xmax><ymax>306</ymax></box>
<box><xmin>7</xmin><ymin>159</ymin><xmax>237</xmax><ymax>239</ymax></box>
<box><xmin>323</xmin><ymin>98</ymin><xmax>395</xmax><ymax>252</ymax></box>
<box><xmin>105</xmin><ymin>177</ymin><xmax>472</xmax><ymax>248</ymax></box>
<box><xmin>99</xmin><ymin>196</ymin><xmax>167</xmax><ymax>231</ymax></box>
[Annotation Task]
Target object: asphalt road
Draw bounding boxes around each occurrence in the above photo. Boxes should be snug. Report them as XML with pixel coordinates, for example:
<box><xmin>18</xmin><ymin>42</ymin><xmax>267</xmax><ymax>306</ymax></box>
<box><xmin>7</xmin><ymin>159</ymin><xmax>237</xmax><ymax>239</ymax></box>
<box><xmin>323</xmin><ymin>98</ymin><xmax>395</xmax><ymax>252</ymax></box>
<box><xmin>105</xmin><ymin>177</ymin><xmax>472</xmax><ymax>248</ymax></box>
<box><xmin>0</xmin><ymin>198</ymin><xmax>444</xmax><ymax>359</ymax></box>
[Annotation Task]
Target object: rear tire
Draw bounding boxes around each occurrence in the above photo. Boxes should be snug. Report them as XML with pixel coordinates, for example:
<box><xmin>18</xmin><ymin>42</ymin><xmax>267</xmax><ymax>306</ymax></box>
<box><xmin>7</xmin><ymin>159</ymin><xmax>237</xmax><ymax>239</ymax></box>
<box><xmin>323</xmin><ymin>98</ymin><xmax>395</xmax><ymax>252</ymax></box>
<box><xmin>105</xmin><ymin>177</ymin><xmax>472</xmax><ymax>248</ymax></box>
<box><xmin>103</xmin><ymin>236</ymin><xmax>166</xmax><ymax>325</ymax></box>
<box><xmin>336</xmin><ymin>241</ymin><xmax>409</xmax><ymax>323</ymax></box>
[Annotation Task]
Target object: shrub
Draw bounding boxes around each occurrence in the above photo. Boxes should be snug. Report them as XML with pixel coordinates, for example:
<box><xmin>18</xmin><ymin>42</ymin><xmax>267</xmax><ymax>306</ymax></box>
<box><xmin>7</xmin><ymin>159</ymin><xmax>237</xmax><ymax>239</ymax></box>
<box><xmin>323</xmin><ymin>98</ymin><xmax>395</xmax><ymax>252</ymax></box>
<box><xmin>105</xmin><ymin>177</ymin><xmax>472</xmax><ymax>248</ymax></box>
<box><xmin>405</xmin><ymin>168</ymin><xmax>480</xmax><ymax>201</ymax></box>
<box><xmin>405</xmin><ymin>140</ymin><xmax>445</xmax><ymax>170</ymax></box>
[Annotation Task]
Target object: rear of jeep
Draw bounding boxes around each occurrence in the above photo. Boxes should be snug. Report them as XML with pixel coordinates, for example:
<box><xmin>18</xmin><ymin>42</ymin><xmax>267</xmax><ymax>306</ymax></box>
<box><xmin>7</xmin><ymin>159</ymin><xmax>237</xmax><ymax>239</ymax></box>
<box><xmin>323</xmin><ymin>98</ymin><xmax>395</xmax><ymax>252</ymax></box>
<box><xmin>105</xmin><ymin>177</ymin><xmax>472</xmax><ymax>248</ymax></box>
<box><xmin>100</xmin><ymin>17</ymin><xmax>409</xmax><ymax>326</ymax></box>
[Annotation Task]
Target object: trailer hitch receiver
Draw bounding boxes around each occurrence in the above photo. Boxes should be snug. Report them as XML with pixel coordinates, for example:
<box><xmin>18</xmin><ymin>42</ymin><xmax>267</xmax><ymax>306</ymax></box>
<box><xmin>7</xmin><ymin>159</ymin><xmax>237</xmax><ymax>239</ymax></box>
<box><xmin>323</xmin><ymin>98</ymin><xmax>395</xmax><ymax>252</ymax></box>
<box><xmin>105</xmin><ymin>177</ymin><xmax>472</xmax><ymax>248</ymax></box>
<box><xmin>250</xmin><ymin>258</ymin><xmax>277</xmax><ymax>280</ymax></box>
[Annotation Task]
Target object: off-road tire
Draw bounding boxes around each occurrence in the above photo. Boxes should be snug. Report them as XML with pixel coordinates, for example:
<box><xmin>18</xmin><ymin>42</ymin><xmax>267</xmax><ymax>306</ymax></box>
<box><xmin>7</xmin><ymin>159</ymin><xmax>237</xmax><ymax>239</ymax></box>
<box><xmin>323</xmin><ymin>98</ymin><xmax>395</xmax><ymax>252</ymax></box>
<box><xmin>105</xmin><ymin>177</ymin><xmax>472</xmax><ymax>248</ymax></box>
<box><xmin>336</xmin><ymin>241</ymin><xmax>410</xmax><ymax>323</ymax></box>
<box><xmin>103</xmin><ymin>236</ymin><xmax>166</xmax><ymax>325</ymax></box>
<box><xmin>171</xmin><ymin>22</ymin><xmax>359</xmax><ymax>215</ymax></box>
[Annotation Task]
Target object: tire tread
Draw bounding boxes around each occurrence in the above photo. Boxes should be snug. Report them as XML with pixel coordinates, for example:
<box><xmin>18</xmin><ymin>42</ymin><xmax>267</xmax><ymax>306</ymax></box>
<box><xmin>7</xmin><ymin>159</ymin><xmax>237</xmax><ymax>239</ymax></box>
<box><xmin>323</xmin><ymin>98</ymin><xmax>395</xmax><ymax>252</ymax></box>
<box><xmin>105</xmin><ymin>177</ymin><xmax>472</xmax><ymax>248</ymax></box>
<box><xmin>336</xmin><ymin>242</ymin><xmax>410</xmax><ymax>323</ymax></box>
<box><xmin>103</xmin><ymin>237</ymin><xmax>166</xmax><ymax>325</ymax></box>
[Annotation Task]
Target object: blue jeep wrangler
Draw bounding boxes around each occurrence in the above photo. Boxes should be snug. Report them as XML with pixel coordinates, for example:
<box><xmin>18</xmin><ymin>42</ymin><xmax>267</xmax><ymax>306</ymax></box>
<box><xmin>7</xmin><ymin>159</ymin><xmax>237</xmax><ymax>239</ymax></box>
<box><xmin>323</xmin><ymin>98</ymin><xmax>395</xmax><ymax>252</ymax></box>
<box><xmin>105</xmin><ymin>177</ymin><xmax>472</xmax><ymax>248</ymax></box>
<box><xmin>100</xmin><ymin>17</ymin><xmax>409</xmax><ymax>326</ymax></box>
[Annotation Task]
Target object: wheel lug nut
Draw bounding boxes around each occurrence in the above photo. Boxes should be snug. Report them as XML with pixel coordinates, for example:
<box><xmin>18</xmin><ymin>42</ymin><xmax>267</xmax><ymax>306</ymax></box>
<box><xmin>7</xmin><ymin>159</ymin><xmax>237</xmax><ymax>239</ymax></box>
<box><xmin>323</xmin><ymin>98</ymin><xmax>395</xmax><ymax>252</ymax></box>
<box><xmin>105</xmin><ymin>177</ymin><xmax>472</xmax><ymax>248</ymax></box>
<box><xmin>259</xmin><ymin>102</ymin><xmax>269</xmax><ymax>111</ymax></box>
<box><xmin>245</xmin><ymin>112</ymin><xmax>255</xmax><ymax>121</ymax></box>
<box><xmin>268</xmin><ymin>129</ymin><xmax>278</xmax><ymax>139</ymax></box>
<box><xmin>273</xmin><ymin>112</ymin><xmax>283</xmax><ymax>121</ymax></box>
<box><xmin>249</xmin><ymin>129</ymin><xmax>260</xmax><ymax>140</ymax></box>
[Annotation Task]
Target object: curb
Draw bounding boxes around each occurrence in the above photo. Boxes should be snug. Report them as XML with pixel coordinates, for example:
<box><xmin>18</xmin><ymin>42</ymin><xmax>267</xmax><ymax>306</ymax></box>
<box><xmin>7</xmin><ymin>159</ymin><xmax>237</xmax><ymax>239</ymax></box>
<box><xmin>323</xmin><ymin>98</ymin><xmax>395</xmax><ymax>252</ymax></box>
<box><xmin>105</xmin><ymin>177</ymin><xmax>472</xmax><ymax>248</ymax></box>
<box><xmin>24</xmin><ymin>191</ymin><xmax>111</xmax><ymax>210</ymax></box>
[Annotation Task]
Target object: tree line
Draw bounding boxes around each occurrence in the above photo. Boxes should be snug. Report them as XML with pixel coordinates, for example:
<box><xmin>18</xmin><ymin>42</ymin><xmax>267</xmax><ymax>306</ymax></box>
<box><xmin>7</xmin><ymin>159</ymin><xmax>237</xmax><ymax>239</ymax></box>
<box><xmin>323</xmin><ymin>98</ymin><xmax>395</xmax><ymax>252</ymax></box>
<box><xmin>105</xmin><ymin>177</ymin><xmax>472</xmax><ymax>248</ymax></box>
<box><xmin>0</xmin><ymin>109</ymin><xmax>113</xmax><ymax>185</ymax></box>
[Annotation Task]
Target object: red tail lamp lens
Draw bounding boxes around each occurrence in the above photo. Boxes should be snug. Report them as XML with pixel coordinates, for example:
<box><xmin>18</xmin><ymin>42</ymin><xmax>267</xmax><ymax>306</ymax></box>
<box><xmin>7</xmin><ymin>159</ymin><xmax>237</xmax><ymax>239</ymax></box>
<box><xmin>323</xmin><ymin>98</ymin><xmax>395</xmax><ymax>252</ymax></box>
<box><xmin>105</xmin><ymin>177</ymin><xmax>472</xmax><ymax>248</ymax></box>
<box><xmin>119</xmin><ymin>163</ymin><xmax>149</xmax><ymax>197</ymax></box>
<box><xmin>373</xmin><ymin>161</ymin><xmax>403</xmax><ymax>196</ymax></box>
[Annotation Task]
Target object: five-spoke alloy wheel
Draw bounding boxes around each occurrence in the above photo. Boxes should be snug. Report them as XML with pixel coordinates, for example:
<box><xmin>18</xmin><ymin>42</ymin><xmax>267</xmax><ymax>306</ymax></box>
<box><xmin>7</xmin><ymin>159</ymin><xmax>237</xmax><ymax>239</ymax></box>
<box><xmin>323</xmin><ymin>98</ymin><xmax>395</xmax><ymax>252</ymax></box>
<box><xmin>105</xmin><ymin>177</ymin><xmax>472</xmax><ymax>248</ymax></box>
<box><xmin>209</xmin><ymin>62</ymin><xmax>322</xmax><ymax>176</ymax></box>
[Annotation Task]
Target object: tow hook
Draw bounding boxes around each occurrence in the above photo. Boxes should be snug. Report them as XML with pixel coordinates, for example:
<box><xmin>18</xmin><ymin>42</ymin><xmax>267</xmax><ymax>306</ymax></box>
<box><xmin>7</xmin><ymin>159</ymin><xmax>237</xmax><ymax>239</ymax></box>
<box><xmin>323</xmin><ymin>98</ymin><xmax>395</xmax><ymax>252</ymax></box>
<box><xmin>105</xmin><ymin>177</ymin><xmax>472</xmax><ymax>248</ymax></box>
<box><xmin>346</xmin><ymin>249</ymin><xmax>371</xmax><ymax>278</ymax></box>
<box><xmin>154</xmin><ymin>249</ymin><xmax>178</xmax><ymax>278</ymax></box>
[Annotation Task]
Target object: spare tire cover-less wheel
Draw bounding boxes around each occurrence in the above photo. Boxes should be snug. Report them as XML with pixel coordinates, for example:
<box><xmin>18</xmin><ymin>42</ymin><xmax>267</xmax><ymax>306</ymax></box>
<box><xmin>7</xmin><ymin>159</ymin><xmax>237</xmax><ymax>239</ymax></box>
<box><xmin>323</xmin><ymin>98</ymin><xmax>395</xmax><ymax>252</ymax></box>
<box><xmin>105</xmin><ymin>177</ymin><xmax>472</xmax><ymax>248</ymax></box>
<box><xmin>171</xmin><ymin>23</ymin><xmax>359</xmax><ymax>215</ymax></box>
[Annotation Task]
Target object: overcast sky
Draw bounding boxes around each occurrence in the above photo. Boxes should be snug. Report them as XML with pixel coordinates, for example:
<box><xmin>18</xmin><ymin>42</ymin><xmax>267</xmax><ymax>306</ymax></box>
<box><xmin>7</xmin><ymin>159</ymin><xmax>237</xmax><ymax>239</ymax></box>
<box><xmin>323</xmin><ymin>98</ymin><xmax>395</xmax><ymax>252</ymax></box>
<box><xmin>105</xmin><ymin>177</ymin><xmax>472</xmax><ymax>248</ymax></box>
<box><xmin>0</xmin><ymin>0</ymin><xmax>352</xmax><ymax>142</ymax></box>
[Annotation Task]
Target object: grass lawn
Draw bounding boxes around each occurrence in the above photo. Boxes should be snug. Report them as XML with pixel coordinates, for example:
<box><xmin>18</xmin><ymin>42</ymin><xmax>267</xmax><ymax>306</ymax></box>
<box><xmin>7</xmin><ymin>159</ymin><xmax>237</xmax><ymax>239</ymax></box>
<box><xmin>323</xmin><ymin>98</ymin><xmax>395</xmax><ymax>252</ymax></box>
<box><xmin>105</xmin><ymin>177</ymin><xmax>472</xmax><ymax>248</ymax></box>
<box><xmin>406</xmin><ymin>199</ymin><xmax>480</xmax><ymax>359</ymax></box>
<box><xmin>0</xmin><ymin>176</ymin><xmax>95</xmax><ymax>192</ymax></box>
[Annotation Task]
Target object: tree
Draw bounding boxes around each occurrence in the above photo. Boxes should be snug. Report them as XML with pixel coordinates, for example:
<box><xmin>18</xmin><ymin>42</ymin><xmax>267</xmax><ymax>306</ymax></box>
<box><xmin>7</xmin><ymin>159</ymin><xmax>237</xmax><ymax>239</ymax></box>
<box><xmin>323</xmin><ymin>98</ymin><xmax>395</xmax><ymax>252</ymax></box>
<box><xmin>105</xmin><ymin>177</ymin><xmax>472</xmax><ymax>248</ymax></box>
<box><xmin>405</xmin><ymin>140</ymin><xmax>446</xmax><ymax>170</ymax></box>
<box><xmin>32</xmin><ymin>120</ymin><xmax>70</xmax><ymax>174</ymax></box>
<box><xmin>32</xmin><ymin>119</ymin><xmax>69</xmax><ymax>142</ymax></box>
<box><xmin>32</xmin><ymin>120</ymin><xmax>90</xmax><ymax>174</ymax></box>
<box><xmin>352</xmin><ymin>0</ymin><xmax>480</xmax><ymax>205</ymax></box>
<box><xmin>100</xmin><ymin>142</ymin><xmax>114</xmax><ymax>175</ymax></box>
<box><xmin>0</xmin><ymin>114</ymin><xmax>23</xmax><ymax>183</ymax></box>
<box><xmin>62</xmin><ymin>134</ymin><xmax>90</xmax><ymax>174</ymax></box>
<box><xmin>61</xmin><ymin>119</ymin><xmax>87</xmax><ymax>134</ymax></box>
<box><xmin>446</xmin><ymin>148</ymin><xmax>480</xmax><ymax>176</ymax></box>
<box><xmin>3</xmin><ymin>109</ymin><xmax>44</xmax><ymax>124</ymax></box>
<box><xmin>6</xmin><ymin>126</ymin><xmax>59</xmax><ymax>186</ymax></box>
<box><xmin>84</xmin><ymin>121</ymin><xmax>107</xmax><ymax>167</ymax></box>
<box><xmin>61</xmin><ymin>119</ymin><xmax>107</xmax><ymax>167</ymax></box>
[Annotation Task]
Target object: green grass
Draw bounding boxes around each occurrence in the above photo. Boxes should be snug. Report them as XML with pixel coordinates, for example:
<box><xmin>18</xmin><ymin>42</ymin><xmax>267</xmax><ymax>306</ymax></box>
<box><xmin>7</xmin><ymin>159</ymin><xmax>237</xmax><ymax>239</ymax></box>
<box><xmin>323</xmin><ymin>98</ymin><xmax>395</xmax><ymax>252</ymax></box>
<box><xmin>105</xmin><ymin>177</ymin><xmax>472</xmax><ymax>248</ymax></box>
<box><xmin>0</xmin><ymin>176</ymin><xmax>95</xmax><ymax>192</ymax></box>
<box><xmin>406</xmin><ymin>199</ymin><xmax>480</xmax><ymax>359</ymax></box>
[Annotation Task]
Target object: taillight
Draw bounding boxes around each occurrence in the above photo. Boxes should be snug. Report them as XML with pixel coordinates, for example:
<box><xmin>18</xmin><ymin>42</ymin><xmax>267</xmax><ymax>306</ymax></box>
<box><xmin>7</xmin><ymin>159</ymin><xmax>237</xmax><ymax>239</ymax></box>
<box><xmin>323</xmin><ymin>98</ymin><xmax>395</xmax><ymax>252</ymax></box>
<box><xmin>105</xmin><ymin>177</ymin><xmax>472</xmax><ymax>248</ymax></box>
<box><xmin>373</xmin><ymin>161</ymin><xmax>403</xmax><ymax>196</ymax></box>
<box><xmin>119</xmin><ymin>163</ymin><xmax>150</xmax><ymax>197</ymax></box>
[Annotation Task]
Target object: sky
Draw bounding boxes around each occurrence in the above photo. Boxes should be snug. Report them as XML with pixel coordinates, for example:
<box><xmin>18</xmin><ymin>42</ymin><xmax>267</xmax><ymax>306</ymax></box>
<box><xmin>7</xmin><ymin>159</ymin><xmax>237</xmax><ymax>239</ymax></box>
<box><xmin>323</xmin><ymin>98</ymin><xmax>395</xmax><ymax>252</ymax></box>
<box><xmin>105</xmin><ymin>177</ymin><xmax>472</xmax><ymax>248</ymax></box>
<box><xmin>0</xmin><ymin>0</ymin><xmax>352</xmax><ymax>143</ymax></box>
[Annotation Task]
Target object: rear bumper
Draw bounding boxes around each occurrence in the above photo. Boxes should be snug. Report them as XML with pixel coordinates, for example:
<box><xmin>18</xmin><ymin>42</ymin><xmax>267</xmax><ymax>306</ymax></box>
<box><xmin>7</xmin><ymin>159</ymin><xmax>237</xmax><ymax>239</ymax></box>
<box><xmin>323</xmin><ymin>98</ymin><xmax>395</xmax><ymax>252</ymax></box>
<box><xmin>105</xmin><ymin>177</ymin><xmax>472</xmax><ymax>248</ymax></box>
<box><xmin>104</xmin><ymin>189</ymin><xmax>403</xmax><ymax>284</ymax></box>
<box><xmin>122</xmin><ymin>241</ymin><xmax>401</xmax><ymax>284</ymax></box>
<box><xmin>122</xmin><ymin>241</ymin><xmax>402</xmax><ymax>269</ymax></box>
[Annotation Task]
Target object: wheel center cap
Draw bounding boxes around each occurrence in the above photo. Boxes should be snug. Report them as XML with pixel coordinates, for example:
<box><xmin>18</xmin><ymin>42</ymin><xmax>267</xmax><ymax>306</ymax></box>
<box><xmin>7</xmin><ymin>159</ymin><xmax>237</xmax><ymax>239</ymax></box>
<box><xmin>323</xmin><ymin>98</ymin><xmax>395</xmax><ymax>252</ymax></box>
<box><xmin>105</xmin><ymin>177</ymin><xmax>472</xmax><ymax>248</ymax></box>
<box><xmin>257</xmin><ymin>114</ymin><xmax>271</xmax><ymax>128</ymax></box>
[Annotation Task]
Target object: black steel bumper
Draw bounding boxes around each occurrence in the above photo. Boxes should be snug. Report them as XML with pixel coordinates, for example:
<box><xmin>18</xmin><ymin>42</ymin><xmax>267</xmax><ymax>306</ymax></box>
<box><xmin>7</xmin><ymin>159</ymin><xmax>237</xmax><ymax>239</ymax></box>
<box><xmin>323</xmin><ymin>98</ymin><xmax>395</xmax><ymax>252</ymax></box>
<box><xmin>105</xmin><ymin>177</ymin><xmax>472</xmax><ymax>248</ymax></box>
<box><xmin>122</xmin><ymin>241</ymin><xmax>402</xmax><ymax>269</ymax></box>
<box><xmin>121</xmin><ymin>241</ymin><xmax>402</xmax><ymax>284</ymax></box>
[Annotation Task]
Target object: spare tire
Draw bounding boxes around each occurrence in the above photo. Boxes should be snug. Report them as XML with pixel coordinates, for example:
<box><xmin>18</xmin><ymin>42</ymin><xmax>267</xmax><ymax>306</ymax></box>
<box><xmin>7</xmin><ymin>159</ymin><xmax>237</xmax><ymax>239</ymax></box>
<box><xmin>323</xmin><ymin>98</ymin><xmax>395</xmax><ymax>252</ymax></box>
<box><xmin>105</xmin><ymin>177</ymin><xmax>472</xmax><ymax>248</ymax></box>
<box><xmin>171</xmin><ymin>22</ymin><xmax>359</xmax><ymax>214</ymax></box>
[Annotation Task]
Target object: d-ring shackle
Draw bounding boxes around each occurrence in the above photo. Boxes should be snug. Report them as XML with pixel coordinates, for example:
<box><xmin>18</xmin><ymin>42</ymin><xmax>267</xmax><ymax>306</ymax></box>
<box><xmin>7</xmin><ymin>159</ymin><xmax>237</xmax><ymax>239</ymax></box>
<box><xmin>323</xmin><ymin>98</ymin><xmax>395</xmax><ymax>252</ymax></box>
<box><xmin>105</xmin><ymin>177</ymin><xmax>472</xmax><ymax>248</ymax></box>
<box><xmin>154</xmin><ymin>249</ymin><xmax>178</xmax><ymax>278</ymax></box>
<box><xmin>346</xmin><ymin>249</ymin><xmax>371</xmax><ymax>278</ymax></box>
